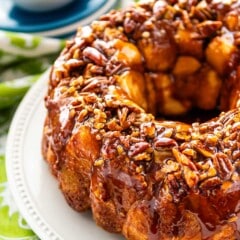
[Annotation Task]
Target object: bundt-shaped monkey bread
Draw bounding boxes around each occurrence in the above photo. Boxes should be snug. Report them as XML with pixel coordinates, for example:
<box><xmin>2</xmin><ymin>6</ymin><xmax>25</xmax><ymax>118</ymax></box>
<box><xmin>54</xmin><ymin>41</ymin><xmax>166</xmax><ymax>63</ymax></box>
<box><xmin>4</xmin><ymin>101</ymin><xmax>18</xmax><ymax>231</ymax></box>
<box><xmin>42</xmin><ymin>0</ymin><xmax>240</xmax><ymax>239</ymax></box>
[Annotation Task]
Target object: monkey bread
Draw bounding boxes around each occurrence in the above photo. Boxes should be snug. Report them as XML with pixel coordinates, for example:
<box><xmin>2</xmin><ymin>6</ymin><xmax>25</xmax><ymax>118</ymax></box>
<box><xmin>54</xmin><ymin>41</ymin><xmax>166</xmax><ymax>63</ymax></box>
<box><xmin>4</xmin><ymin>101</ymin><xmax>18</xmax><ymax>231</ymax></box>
<box><xmin>42</xmin><ymin>0</ymin><xmax>240</xmax><ymax>239</ymax></box>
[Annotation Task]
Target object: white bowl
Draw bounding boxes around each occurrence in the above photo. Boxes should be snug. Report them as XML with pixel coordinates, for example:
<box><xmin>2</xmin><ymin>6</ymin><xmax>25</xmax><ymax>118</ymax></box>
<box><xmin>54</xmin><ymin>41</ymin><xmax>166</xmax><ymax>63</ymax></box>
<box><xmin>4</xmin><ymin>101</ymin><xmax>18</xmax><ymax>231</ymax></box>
<box><xmin>12</xmin><ymin>0</ymin><xmax>75</xmax><ymax>12</ymax></box>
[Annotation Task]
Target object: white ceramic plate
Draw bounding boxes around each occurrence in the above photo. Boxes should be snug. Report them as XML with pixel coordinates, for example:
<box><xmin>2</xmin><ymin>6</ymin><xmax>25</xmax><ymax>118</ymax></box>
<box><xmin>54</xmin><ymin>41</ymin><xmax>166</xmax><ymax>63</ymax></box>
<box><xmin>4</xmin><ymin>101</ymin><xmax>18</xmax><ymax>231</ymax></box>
<box><xmin>6</xmin><ymin>70</ymin><xmax>124</xmax><ymax>240</ymax></box>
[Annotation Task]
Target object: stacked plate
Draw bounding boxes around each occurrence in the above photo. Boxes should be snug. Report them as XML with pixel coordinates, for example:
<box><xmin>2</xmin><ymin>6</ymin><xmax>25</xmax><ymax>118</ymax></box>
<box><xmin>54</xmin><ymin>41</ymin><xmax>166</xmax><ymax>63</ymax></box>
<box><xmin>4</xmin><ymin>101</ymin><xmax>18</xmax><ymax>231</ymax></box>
<box><xmin>0</xmin><ymin>0</ymin><xmax>121</xmax><ymax>38</ymax></box>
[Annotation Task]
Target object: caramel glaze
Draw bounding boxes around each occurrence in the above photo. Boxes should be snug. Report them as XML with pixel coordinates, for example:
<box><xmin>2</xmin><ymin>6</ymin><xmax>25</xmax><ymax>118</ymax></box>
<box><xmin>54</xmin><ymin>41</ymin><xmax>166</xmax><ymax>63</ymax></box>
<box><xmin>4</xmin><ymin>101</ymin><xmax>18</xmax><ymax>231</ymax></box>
<box><xmin>42</xmin><ymin>0</ymin><xmax>240</xmax><ymax>239</ymax></box>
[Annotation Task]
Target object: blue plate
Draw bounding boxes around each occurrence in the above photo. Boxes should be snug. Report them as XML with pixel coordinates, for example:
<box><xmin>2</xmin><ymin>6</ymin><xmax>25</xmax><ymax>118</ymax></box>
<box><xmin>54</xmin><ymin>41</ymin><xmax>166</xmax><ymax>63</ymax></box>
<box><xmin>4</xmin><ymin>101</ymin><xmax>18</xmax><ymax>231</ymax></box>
<box><xmin>0</xmin><ymin>0</ymin><xmax>119</xmax><ymax>34</ymax></box>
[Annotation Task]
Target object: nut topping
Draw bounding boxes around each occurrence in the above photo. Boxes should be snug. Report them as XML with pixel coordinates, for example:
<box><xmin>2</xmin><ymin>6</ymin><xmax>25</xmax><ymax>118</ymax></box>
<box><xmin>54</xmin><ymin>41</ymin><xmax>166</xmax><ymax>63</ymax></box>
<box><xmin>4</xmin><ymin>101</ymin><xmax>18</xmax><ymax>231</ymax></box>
<box><xmin>44</xmin><ymin>1</ymin><xmax>240</xmax><ymax>239</ymax></box>
<box><xmin>213</xmin><ymin>152</ymin><xmax>234</xmax><ymax>180</ymax></box>
<box><xmin>83</xmin><ymin>47</ymin><xmax>107</xmax><ymax>66</ymax></box>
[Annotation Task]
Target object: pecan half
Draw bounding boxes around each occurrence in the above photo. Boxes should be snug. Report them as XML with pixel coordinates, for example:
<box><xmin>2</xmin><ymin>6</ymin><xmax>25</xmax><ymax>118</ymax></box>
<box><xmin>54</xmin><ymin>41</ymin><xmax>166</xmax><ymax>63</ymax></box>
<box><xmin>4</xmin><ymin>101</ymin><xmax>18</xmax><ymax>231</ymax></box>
<box><xmin>196</xmin><ymin>20</ymin><xmax>222</xmax><ymax>37</ymax></box>
<box><xmin>83</xmin><ymin>47</ymin><xmax>107</xmax><ymax>66</ymax></box>
<box><xmin>199</xmin><ymin>176</ymin><xmax>222</xmax><ymax>191</ymax></box>
<box><xmin>154</xmin><ymin>137</ymin><xmax>178</xmax><ymax>151</ymax></box>
<box><xmin>128</xmin><ymin>142</ymin><xmax>153</xmax><ymax>161</ymax></box>
<box><xmin>213</xmin><ymin>152</ymin><xmax>233</xmax><ymax>180</ymax></box>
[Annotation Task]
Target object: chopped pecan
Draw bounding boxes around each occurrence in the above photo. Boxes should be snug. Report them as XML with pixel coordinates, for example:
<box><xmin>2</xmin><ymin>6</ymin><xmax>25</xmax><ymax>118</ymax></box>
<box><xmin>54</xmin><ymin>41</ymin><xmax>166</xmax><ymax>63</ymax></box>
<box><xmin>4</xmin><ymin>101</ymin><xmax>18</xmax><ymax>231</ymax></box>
<box><xmin>205</xmin><ymin>134</ymin><xmax>219</xmax><ymax>146</ymax></box>
<box><xmin>154</xmin><ymin>137</ymin><xmax>178</xmax><ymax>151</ymax></box>
<box><xmin>70</xmin><ymin>76</ymin><xmax>84</xmax><ymax>88</ymax></box>
<box><xmin>183</xmin><ymin>166</ymin><xmax>199</xmax><ymax>188</ymax></box>
<box><xmin>158</xmin><ymin>127</ymin><xmax>173</xmax><ymax>138</ymax></box>
<box><xmin>213</xmin><ymin>152</ymin><xmax>233</xmax><ymax>180</ymax></box>
<box><xmin>107</xmin><ymin>118</ymin><xmax>123</xmax><ymax>131</ymax></box>
<box><xmin>232</xmin><ymin>121</ymin><xmax>240</xmax><ymax>131</ymax></box>
<box><xmin>172</xmin><ymin>148</ymin><xmax>197</xmax><ymax>171</ymax></box>
<box><xmin>167</xmin><ymin>173</ymin><xmax>188</xmax><ymax>202</ymax></box>
<box><xmin>199</xmin><ymin>166</ymin><xmax>217</xmax><ymax>182</ymax></box>
<box><xmin>69</xmin><ymin>37</ymin><xmax>87</xmax><ymax>56</ymax></box>
<box><xmin>196</xmin><ymin>20</ymin><xmax>222</xmax><ymax>37</ymax></box>
<box><xmin>224</xmin><ymin>11</ymin><xmax>240</xmax><ymax>31</ymax></box>
<box><xmin>153</xmin><ymin>0</ymin><xmax>168</xmax><ymax>19</ymax></box>
<box><xmin>83</xmin><ymin>47</ymin><xmax>107</xmax><ymax>66</ymax></box>
<box><xmin>90</xmin><ymin>65</ymin><xmax>104</xmax><ymax>75</ymax></box>
<box><xmin>191</xmin><ymin>4</ymin><xmax>214</xmax><ymax>21</ymax></box>
<box><xmin>182</xmin><ymin>148</ymin><xmax>197</xmax><ymax>159</ymax></box>
<box><xmin>132</xmin><ymin>152</ymin><xmax>152</xmax><ymax>161</ymax></box>
<box><xmin>63</xmin><ymin>59</ymin><xmax>86</xmax><ymax>71</ymax></box>
<box><xmin>77</xmin><ymin>109</ymin><xmax>89</xmax><ymax>122</ymax></box>
<box><xmin>128</xmin><ymin>141</ymin><xmax>153</xmax><ymax>161</ymax></box>
<box><xmin>124</xmin><ymin>17</ymin><xmax>137</xmax><ymax>34</ymax></box>
<box><xmin>232</xmin><ymin>149</ymin><xmax>240</xmax><ymax>161</ymax></box>
<box><xmin>234</xmin><ymin>32</ymin><xmax>240</xmax><ymax>46</ymax></box>
<box><xmin>234</xmin><ymin>160</ymin><xmax>240</xmax><ymax>175</ymax></box>
<box><xmin>199</xmin><ymin>176</ymin><xmax>222</xmax><ymax>191</ymax></box>
<box><xmin>175</xmin><ymin>124</ymin><xmax>191</xmax><ymax>141</ymax></box>
<box><xmin>117</xmin><ymin>107</ymin><xmax>135</xmax><ymax>129</ymax></box>
<box><xmin>140</xmin><ymin>122</ymin><xmax>156</xmax><ymax>138</ymax></box>
<box><xmin>191</xmin><ymin>140</ymin><xmax>214</xmax><ymax>158</ymax></box>
<box><xmin>81</xmin><ymin>77</ymin><xmax>108</xmax><ymax>92</ymax></box>
<box><xmin>77</xmin><ymin>26</ymin><xmax>94</xmax><ymax>43</ymax></box>
<box><xmin>92</xmin><ymin>39</ymin><xmax>114</xmax><ymax>57</ymax></box>
<box><xmin>94</xmin><ymin>108</ymin><xmax>107</xmax><ymax>126</ymax></box>
<box><xmin>83</xmin><ymin>93</ymin><xmax>98</xmax><ymax>104</ymax></box>
<box><xmin>161</xmin><ymin>159</ymin><xmax>180</xmax><ymax>174</ymax></box>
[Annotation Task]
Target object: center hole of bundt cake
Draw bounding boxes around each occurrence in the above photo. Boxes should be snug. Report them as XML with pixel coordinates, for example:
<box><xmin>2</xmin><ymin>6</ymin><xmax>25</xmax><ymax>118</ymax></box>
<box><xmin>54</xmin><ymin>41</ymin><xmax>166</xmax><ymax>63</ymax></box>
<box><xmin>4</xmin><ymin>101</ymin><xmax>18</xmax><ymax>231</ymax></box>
<box><xmin>114</xmin><ymin>13</ymin><xmax>239</xmax><ymax>124</ymax></box>
<box><xmin>120</xmin><ymin>59</ymin><xmax>232</xmax><ymax>124</ymax></box>
<box><xmin>162</xmin><ymin>108</ymin><xmax>221</xmax><ymax>124</ymax></box>
<box><xmin>116</xmin><ymin>36</ymin><xmax>237</xmax><ymax>123</ymax></box>
<box><xmin>134</xmin><ymin>47</ymin><xmax>237</xmax><ymax>124</ymax></box>
<box><xmin>136</xmin><ymin>64</ymin><xmax>227</xmax><ymax>124</ymax></box>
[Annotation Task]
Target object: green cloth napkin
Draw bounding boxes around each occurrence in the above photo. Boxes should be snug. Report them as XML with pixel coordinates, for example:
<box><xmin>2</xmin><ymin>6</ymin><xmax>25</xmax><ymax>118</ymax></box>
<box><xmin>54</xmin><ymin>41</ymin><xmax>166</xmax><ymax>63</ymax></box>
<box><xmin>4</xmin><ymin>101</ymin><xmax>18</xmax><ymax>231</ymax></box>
<box><xmin>0</xmin><ymin>30</ymin><xmax>64</xmax><ymax>240</ymax></box>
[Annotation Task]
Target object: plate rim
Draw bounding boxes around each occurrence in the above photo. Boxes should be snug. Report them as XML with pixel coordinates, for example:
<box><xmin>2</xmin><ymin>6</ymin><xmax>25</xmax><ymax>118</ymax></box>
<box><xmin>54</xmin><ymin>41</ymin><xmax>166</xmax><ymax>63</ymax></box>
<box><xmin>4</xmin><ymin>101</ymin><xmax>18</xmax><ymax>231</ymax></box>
<box><xmin>5</xmin><ymin>69</ymin><xmax>63</xmax><ymax>240</ymax></box>
<box><xmin>5</xmin><ymin>66</ymin><xmax>125</xmax><ymax>240</ymax></box>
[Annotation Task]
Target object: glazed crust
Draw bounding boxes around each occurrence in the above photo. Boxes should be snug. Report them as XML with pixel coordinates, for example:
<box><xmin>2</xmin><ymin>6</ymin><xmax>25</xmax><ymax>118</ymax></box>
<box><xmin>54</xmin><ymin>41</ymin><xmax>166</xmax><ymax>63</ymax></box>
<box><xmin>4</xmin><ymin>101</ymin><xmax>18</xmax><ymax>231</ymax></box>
<box><xmin>42</xmin><ymin>0</ymin><xmax>240</xmax><ymax>239</ymax></box>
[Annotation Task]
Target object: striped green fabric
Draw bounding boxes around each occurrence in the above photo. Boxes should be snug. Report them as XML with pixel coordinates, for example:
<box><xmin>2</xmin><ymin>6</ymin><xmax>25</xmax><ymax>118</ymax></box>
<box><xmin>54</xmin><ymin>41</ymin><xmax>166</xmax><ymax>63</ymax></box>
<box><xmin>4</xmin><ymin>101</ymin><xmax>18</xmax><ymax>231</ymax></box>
<box><xmin>0</xmin><ymin>30</ymin><xmax>63</xmax><ymax>240</ymax></box>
